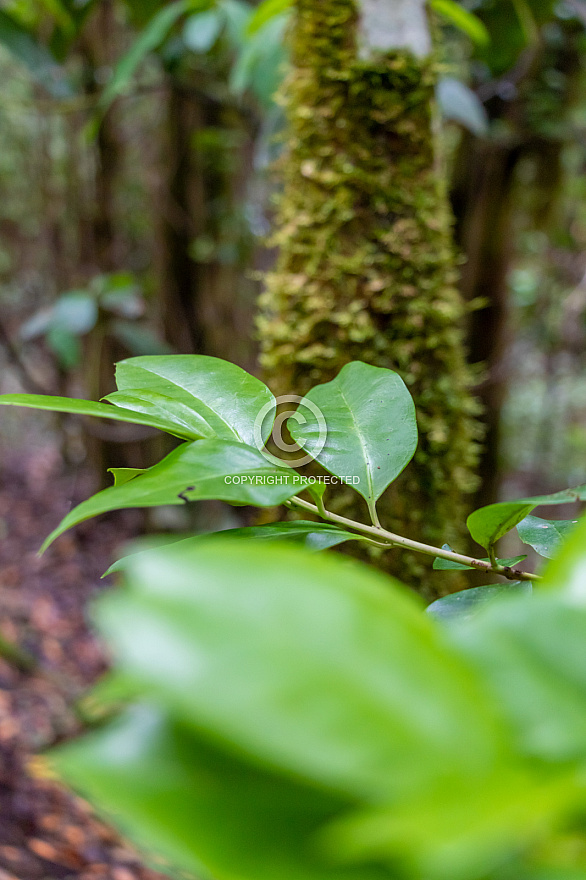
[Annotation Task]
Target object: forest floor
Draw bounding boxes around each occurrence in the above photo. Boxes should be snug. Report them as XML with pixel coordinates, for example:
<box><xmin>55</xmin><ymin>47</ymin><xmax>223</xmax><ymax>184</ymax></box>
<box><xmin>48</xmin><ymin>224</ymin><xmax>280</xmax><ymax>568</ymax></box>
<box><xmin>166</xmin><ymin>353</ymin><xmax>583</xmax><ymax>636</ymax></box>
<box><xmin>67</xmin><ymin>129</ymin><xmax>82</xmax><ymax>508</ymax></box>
<box><xmin>0</xmin><ymin>446</ymin><xmax>169</xmax><ymax>880</ymax></box>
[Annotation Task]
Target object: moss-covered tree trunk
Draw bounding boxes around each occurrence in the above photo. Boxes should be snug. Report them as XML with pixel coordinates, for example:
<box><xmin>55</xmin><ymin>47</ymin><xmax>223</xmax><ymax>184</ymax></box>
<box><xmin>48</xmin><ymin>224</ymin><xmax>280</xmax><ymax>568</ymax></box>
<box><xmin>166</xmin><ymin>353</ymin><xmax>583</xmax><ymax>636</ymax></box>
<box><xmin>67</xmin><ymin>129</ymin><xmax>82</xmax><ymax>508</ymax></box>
<box><xmin>257</xmin><ymin>0</ymin><xmax>482</xmax><ymax>593</ymax></box>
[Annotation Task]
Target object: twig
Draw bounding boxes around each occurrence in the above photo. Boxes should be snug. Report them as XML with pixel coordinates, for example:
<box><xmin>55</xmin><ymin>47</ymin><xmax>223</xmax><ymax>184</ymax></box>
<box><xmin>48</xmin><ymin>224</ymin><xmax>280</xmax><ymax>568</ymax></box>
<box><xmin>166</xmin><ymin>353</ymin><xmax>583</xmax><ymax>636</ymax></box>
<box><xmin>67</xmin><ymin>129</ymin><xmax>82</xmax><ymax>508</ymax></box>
<box><xmin>287</xmin><ymin>495</ymin><xmax>541</xmax><ymax>583</ymax></box>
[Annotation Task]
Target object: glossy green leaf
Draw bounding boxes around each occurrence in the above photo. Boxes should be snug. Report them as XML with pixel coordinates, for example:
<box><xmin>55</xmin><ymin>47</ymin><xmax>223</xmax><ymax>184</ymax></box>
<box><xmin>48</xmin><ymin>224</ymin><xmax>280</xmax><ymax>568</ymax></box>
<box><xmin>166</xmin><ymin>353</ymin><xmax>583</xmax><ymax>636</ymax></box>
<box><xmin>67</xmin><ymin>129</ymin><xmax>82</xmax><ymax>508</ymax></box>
<box><xmin>108</xmin><ymin>468</ymin><xmax>147</xmax><ymax>488</ymax></box>
<box><xmin>427</xmin><ymin>583</ymin><xmax>531</xmax><ymax>623</ymax></box>
<box><xmin>289</xmin><ymin>363</ymin><xmax>418</xmax><ymax>522</ymax></box>
<box><xmin>433</xmin><ymin>545</ymin><xmax>527</xmax><ymax>571</ymax></box>
<box><xmin>0</xmin><ymin>9</ymin><xmax>73</xmax><ymax>97</ymax></box>
<box><xmin>307</xmin><ymin>480</ymin><xmax>328</xmax><ymax>510</ymax></box>
<box><xmin>52</xmin><ymin>705</ymin><xmax>389</xmax><ymax>880</ymax></box>
<box><xmin>104</xmin><ymin>521</ymin><xmax>359</xmax><ymax>576</ymax></box>
<box><xmin>517</xmin><ymin>516</ymin><xmax>578</xmax><ymax>560</ymax></box>
<box><xmin>0</xmin><ymin>394</ymin><xmax>191</xmax><ymax>439</ymax></box>
<box><xmin>467</xmin><ymin>485</ymin><xmax>586</xmax><ymax>551</ymax></box>
<box><xmin>109</xmin><ymin>354</ymin><xmax>276</xmax><ymax>446</ymax></box>
<box><xmin>246</xmin><ymin>0</ymin><xmax>292</xmax><ymax>34</ymax></box>
<box><xmin>430</xmin><ymin>0</ymin><xmax>490</xmax><ymax>45</ymax></box>
<box><xmin>40</xmin><ymin>442</ymin><xmax>299</xmax><ymax>553</ymax></box>
<box><xmin>95</xmin><ymin>539</ymin><xmax>508</xmax><ymax>803</ymax></box>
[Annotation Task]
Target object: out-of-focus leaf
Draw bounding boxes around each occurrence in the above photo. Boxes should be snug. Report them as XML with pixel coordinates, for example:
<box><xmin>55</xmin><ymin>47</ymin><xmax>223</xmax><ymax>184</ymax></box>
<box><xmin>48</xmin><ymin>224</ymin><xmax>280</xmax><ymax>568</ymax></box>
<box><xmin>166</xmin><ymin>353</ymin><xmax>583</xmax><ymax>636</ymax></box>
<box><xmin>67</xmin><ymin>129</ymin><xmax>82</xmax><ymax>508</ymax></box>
<box><xmin>247</xmin><ymin>0</ymin><xmax>292</xmax><ymax>34</ymax></box>
<box><xmin>437</xmin><ymin>77</ymin><xmax>489</xmax><ymax>136</ymax></box>
<box><xmin>103</xmin><ymin>521</ymin><xmax>359</xmax><ymax>576</ymax></box>
<box><xmin>430</xmin><ymin>0</ymin><xmax>490</xmax><ymax>45</ymax></box>
<box><xmin>321</xmin><ymin>771</ymin><xmax>579</xmax><ymax>880</ymax></box>
<box><xmin>0</xmin><ymin>9</ymin><xmax>72</xmax><ymax>97</ymax></box>
<box><xmin>220</xmin><ymin>0</ymin><xmax>251</xmax><ymax>47</ymax></box>
<box><xmin>289</xmin><ymin>363</ymin><xmax>418</xmax><ymax>524</ymax></box>
<box><xmin>96</xmin><ymin>0</ymin><xmax>207</xmax><ymax>114</ymax></box>
<box><xmin>109</xmin><ymin>354</ymin><xmax>276</xmax><ymax>447</ymax></box>
<box><xmin>36</xmin><ymin>0</ymin><xmax>75</xmax><ymax>35</ymax></box>
<box><xmin>453</xmin><ymin>590</ymin><xmax>586</xmax><ymax>762</ymax></box>
<box><xmin>540</xmin><ymin>516</ymin><xmax>586</xmax><ymax>601</ymax></box>
<box><xmin>40</xmin><ymin>441</ymin><xmax>300</xmax><ymax>552</ymax></box>
<box><xmin>511</xmin><ymin>0</ymin><xmax>540</xmax><ymax>43</ymax></box>
<box><xmin>52</xmin><ymin>705</ymin><xmax>389</xmax><ymax>880</ymax></box>
<box><xmin>19</xmin><ymin>308</ymin><xmax>53</xmax><ymax>340</ymax></box>
<box><xmin>427</xmin><ymin>583</ymin><xmax>531</xmax><ymax>623</ymax></box>
<box><xmin>53</xmin><ymin>292</ymin><xmax>98</xmax><ymax>335</ymax></box>
<box><xmin>467</xmin><ymin>486</ymin><xmax>586</xmax><ymax>552</ymax></box>
<box><xmin>95</xmin><ymin>539</ymin><xmax>510</xmax><ymax>803</ymax></box>
<box><xmin>517</xmin><ymin>516</ymin><xmax>578</xmax><ymax>560</ymax></box>
<box><xmin>229</xmin><ymin>12</ymin><xmax>288</xmax><ymax>107</ymax></box>
<box><xmin>110</xmin><ymin>321</ymin><xmax>173</xmax><ymax>356</ymax></box>
<box><xmin>183</xmin><ymin>8</ymin><xmax>224</xmax><ymax>52</ymax></box>
<box><xmin>46</xmin><ymin>325</ymin><xmax>81</xmax><ymax>369</ymax></box>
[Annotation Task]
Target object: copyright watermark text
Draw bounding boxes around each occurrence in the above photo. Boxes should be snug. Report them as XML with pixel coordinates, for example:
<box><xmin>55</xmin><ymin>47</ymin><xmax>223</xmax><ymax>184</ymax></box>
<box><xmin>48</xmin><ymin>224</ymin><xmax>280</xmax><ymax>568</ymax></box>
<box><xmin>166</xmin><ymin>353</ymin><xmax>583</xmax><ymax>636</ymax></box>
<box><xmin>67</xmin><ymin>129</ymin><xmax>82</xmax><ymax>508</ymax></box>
<box><xmin>224</xmin><ymin>475</ymin><xmax>361</xmax><ymax>485</ymax></box>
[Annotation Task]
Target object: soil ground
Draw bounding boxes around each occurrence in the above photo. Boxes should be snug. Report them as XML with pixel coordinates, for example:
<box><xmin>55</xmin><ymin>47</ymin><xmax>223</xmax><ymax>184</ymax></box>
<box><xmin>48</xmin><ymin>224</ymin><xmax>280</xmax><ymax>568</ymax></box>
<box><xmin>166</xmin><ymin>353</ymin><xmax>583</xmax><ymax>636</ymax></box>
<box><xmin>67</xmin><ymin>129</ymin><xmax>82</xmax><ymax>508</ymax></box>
<box><xmin>0</xmin><ymin>448</ymin><xmax>170</xmax><ymax>880</ymax></box>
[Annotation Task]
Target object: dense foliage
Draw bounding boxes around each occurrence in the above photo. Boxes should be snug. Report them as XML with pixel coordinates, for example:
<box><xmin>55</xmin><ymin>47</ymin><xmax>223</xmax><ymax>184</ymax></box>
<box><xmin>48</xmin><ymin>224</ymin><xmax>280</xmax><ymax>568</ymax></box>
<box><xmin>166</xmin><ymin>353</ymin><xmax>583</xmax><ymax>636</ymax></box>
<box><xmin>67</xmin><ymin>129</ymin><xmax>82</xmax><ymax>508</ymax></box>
<box><xmin>2</xmin><ymin>355</ymin><xmax>586</xmax><ymax>879</ymax></box>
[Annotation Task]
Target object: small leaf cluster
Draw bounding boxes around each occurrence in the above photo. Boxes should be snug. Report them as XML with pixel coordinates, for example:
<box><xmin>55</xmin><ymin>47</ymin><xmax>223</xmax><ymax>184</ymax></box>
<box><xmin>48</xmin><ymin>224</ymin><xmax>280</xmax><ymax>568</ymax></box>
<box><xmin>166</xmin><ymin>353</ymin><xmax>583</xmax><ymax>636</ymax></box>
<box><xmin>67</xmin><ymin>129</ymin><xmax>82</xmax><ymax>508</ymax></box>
<box><xmin>0</xmin><ymin>354</ymin><xmax>581</xmax><ymax>588</ymax></box>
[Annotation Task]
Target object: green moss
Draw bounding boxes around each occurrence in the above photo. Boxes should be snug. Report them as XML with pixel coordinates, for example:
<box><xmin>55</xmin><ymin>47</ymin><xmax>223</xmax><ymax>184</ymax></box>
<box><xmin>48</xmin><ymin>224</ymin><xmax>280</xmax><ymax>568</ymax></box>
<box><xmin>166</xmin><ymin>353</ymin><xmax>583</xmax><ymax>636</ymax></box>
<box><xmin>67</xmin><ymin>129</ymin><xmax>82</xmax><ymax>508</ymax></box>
<box><xmin>257</xmin><ymin>0</ymin><xmax>482</xmax><ymax>596</ymax></box>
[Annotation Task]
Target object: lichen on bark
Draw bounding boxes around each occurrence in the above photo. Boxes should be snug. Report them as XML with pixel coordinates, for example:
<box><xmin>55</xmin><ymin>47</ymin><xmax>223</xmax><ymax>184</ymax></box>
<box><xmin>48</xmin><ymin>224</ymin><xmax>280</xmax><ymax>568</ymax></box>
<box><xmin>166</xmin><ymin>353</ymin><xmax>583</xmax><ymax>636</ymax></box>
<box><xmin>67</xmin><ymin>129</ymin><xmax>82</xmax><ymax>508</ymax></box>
<box><xmin>257</xmin><ymin>0</ymin><xmax>482</xmax><ymax>594</ymax></box>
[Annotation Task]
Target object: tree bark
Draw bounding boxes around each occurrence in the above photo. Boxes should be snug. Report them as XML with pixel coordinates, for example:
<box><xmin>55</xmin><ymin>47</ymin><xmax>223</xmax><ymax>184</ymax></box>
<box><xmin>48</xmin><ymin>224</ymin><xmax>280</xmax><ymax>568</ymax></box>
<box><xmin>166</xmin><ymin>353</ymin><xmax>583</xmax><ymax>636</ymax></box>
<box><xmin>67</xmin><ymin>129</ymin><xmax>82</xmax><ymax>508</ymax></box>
<box><xmin>257</xmin><ymin>0</ymin><xmax>482</xmax><ymax>595</ymax></box>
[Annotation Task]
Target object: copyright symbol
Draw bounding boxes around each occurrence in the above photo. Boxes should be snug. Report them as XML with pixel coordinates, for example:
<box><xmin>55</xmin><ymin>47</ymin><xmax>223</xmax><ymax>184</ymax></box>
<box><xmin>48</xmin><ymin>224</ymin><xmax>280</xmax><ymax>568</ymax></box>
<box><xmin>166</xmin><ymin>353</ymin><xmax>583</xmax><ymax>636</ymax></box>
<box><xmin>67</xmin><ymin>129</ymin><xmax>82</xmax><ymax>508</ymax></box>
<box><xmin>254</xmin><ymin>394</ymin><xmax>327</xmax><ymax>467</ymax></box>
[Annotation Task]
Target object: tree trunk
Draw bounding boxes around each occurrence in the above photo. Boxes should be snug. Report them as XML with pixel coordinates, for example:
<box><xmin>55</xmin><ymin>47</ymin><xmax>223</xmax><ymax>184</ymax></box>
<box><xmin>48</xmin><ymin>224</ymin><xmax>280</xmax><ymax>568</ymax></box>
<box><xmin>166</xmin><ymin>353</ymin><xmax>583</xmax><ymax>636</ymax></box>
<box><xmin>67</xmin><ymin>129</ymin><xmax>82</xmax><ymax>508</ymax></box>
<box><xmin>451</xmin><ymin>136</ymin><xmax>522</xmax><ymax>510</ymax></box>
<box><xmin>257</xmin><ymin>0</ymin><xmax>482</xmax><ymax>595</ymax></box>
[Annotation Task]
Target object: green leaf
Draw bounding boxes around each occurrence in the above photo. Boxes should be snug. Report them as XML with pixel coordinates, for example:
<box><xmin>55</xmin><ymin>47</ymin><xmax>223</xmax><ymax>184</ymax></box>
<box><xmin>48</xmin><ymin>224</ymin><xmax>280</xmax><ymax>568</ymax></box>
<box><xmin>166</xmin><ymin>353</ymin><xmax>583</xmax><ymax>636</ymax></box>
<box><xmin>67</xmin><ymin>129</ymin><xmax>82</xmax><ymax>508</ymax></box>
<box><xmin>321</xmin><ymin>771</ymin><xmax>578</xmax><ymax>880</ymax></box>
<box><xmin>183</xmin><ymin>8</ymin><xmax>224</xmax><ymax>52</ymax></box>
<box><xmin>467</xmin><ymin>485</ymin><xmax>586</xmax><ymax>552</ymax></box>
<box><xmin>109</xmin><ymin>354</ymin><xmax>276</xmax><ymax>447</ymax></box>
<box><xmin>103</xmin><ymin>521</ymin><xmax>359</xmax><ymax>577</ymax></box>
<box><xmin>0</xmin><ymin>9</ymin><xmax>73</xmax><ymax>97</ymax></box>
<box><xmin>52</xmin><ymin>705</ymin><xmax>388</xmax><ymax>880</ymax></box>
<box><xmin>307</xmin><ymin>480</ymin><xmax>327</xmax><ymax>511</ymax></box>
<box><xmin>96</xmin><ymin>0</ymin><xmax>205</xmax><ymax>115</ymax></box>
<box><xmin>95</xmin><ymin>539</ymin><xmax>509</xmax><ymax>803</ymax></box>
<box><xmin>427</xmin><ymin>583</ymin><xmax>531</xmax><ymax>623</ymax></box>
<box><xmin>229</xmin><ymin>12</ymin><xmax>288</xmax><ymax>107</ymax></box>
<box><xmin>453</xmin><ymin>586</ymin><xmax>586</xmax><ymax>762</ymax></box>
<box><xmin>289</xmin><ymin>363</ymin><xmax>418</xmax><ymax>523</ymax></box>
<box><xmin>437</xmin><ymin>77</ymin><xmax>489</xmax><ymax>136</ymax></box>
<box><xmin>110</xmin><ymin>321</ymin><xmax>172</xmax><ymax>356</ymax></box>
<box><xmin>46</xmin><ymin>325</ymin><xmax>81</xmax><ymax>370</ymax></box>
<box><xmin>517</xmin><ymin>516</ymin><xmax>578</xmax><ymax>560</ymax></box>
<box><xmin>0</xmin><ymin>394</ymin><xmax>192</xmax><ymax>439</ymax></box>
<box><xmin>429</xmin><ymin>0</ymin><xmax>490</xmax><ymax>45</ymax></box>
<box><xmin>108</xmin><ymin>467</ymin><xmax>147</xmax><ymax>487</ymax></box>
<box><xmin>433</xmin><ymin>545</ymin><xmax>527</xmax><ymax>571</ymax></box>
<box><xmin>40</xmin><ymin>441</ymin><xmax>299</xmax><ymax>552</ymax></box>
<box><xmin>540</xmin><ymin>516</ymin><xmax>586</xmax><ymax>600</ymax></box>
<box><xmin>53</xmin><ymin>291</ymin><xmax>98</xmax><ymax>335</ymax></box>
<box><xmin>220</xmin><ymin>0</ymin><xmax>251</xmax><ymax>47</ymax></box>
<box><xmin>246</xmin><ymin>0</ymin><xmax>292</xmax><ymax>34</ymax></box>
